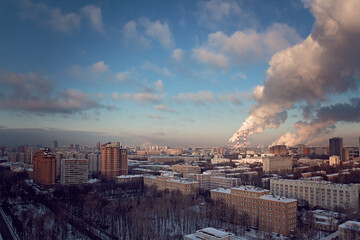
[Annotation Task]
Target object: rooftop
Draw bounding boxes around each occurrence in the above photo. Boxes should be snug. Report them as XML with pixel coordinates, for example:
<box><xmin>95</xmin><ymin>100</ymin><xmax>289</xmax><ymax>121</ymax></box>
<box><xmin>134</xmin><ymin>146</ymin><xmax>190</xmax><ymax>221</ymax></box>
<box><xmin>259</xmin><ymin>194</ymin><xmax>297</xmax><ymax>203</ymax></box>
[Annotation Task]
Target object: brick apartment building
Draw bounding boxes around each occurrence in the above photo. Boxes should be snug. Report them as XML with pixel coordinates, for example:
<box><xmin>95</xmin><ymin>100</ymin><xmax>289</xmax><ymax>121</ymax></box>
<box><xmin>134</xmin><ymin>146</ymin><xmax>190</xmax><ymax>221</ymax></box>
<box><xmin>211</xmin><ymin>186</ymin><xmax>297</xmax><ymax>236</ymax></box>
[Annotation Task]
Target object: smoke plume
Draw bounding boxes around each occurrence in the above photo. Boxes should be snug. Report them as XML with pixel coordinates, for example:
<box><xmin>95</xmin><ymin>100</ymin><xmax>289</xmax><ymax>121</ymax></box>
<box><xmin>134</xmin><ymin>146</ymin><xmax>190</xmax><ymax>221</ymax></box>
<box><xmin>230</xmin><ymin>0</ymin><xmax>360</xmax><ymax>146</ymax></box>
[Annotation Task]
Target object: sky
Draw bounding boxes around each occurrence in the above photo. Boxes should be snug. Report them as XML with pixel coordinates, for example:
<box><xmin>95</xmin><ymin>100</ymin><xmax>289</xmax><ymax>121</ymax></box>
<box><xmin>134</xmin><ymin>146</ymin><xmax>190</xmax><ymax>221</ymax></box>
<box><xmin>0</xmin><ymin>0</ymin><xmax>360</xmax><ymax>147</ymax></box>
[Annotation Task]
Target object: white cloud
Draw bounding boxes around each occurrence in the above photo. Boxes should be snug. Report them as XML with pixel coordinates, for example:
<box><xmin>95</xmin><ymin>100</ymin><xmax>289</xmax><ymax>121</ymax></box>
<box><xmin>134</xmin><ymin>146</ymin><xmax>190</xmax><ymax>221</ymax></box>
<box><xmin>154</xmin><ymin>104</ymin><xmax>176</xmax><ymax>113</ymax></box>
<box><xmin>192</xmin><ymin>48</ymin><xmax>229</xmax><ymax>69</ymax></box>
<box><xmin>140</xmin><ymin>18</ymin><xmax>174</xmax><ymax>48</ymax></box>
<box><xmin>172</xmin><ymin>48</ymin><xmax>184</xmax><ymax>61</ymax></box>
<box><xmin>198</xmin><ymin>0</ymin><xmax>241</xmax><ymax>27</ymax></box>
<box><xmin>174</xmin><ymin>91</ymin><xmax>214</xmax><ymax>105</ymax></box>
<box><xmin>154</xmin><ymin>79</ymin><xmax>164</xmax><ymax>92</ymax></box>
<box><xmin>142</xmin><ymin>62</ymin><xmax>173</xmax><ymax>77</ymax></box>
<box><xmin>89</xmin><ymin>61</ymin><xmax>108</xmax><ymax>74</ymax></box>
<box><xmin>47</xmin><ymin>8</ymin><xmax>80</xmax><ymax>33</ymax></box>
<box><xmin>217</xmin><ymin>92</ymin><xmax>242</xmax><ymax>105</ymax></box>
<box><xmin>122</xmin><ymin>18</ymin><xmax>174</xmax><ymax>49</ymax></box>
<box><xmin>121</xmin><ymin>21</ymin><xmax>151</xmax><ymax>48</ymax></box>
<box><xmin>81</xmin><ymin>4</ymin><xmax>104</xmax><ymax>34</ymax></box>
<box><xmin>194</xmin><ymin>23</ymin><xmax>301</xmax><ymax>67</ymax></box>
<box><xmin>123</xmin><ymin>93</ymin><xmax>160</xmax><ymax>103</ymax></box>
<box><xmin>18</xmin><ymin>0</ymin><xmax>105</xmax><ymax>35</ymax></box>
<box><xmin>230</xmin><ymin>72</ymin><xmax>247</xmax><ymax>81</ymax></box>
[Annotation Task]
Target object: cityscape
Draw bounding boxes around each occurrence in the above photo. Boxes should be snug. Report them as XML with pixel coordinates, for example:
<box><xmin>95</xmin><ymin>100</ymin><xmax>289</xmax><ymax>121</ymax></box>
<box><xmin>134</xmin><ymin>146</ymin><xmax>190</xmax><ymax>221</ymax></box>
<box><xmin>1</xmin><ymin>0</ymin><xmax>360</xmax><ymax>240</ymax></box>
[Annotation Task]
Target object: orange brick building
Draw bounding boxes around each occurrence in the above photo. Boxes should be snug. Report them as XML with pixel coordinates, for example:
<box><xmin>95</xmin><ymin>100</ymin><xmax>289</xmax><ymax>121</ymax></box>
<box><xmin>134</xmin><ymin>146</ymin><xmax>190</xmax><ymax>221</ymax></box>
<box><xmin>211</xmin><ymin>186</ymin><xmax>297</xmax><ymax>236</ymax></box>
<box><xmin>101</xmin><ymin>142</ymin><xmax>128</xmax><ymax>177</ymax></box>
<box><xmin>33</xmin><ymin>148</ymin><xmax>56</xmax><ymax>186</ymax></box>
<box><xmin>172</xmin><ymin>164</ymin><xmax>201</xmax><ymax>174</ymax></box>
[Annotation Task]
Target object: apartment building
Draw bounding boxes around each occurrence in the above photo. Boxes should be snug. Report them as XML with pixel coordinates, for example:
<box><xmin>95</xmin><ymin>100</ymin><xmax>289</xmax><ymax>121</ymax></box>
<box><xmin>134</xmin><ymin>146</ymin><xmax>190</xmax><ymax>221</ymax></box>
<box><xmin>183</xmin><ymin>173</ymin><xmax>241</xmax><ymax>190</ymax></box>
<box><xmin>262</xmin><ymin>157</ymin><xmax>292</xmax><ymax>173</ymax></box>
<box><xmin>33</xmin><ymin>148</ymin><xmax>56</xmax><ymax>186</ymax></box>
<box><xmin>338</xmin><ymin>221</ymin><xmax>360</xmax><ymax>240</ymax></box>
<box><xmin>172</xmin><ymin>164</ymin><xmax>201</xmax><ymax>174</ymax></box>
<box><xmin>184</xmin><ymin>227</ymin><xmax>235</xmax><ymax>240</ymax></box>
<box><xmin>60</xmin><ymin>159</ymin><xmax>88</xmax><ymax>185</ymax></box>
<box><xmin>144</xmin><ymin>176</ymin><xmax>199</xmax><ymax>196</ymax></box>
<box><xmin>211</xmin><ymin>186</ymin><xmax>297</xmax><ymax>236</ymax></box>
<box><xmin>270</xmin><ymin>179</ymin><xmax>359</xmax><ymax>211</ymax></box>
<box><xmin>101</xmin><ymin>142</ymin><xmax>128</xmax><ymax>177</ymax></box>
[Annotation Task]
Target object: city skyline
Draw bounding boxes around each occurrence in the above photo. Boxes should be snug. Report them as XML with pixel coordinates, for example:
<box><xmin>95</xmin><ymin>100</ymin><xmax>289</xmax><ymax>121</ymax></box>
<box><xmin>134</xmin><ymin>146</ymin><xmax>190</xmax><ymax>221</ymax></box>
<box><xmin>1</xmin><ymin>0</ymin><xmax>360</xmax><ymax>147</ymax></box>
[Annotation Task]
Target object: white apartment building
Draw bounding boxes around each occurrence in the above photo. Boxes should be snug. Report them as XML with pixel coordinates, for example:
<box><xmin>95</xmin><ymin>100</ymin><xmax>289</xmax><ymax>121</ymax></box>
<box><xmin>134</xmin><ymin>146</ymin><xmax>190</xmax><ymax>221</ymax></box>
<box><xmin>329</xmin><ymin>155</ymin><xmax>340</xmax><ymax>166</ymax></box>
<box><xmin>270</xmin><ymin>179</ymin><xmax>359</xmax><ymax>211</ymax></box>
<box><xmin>183</xmin><ymin>173</ymin><xmax>240</xmax><ymax>190</ymax></box>
<box><xmin>61</xmin><ymin>159</ymin><xmax>88</xmax><ymax>185</ymax></box>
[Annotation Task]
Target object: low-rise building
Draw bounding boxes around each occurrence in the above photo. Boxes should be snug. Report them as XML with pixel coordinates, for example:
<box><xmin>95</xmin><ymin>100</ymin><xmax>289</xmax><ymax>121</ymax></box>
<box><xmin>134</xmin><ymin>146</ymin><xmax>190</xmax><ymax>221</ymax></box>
<box><xmin>270</xmin><ymin>179</ymin><xmax>359</xmax><ymax>211</ymax></box>
<box><xmin>211</xmin><ymin>186</ymin><xmax>297</xmax><ymax>236</ymax></box>
<box><xmin>338</xmin><ymin>220</ymin><xmax>360</xmax><ymax>240</ymax></box>
<box><xmin>172</xmin><ymin>164</ymin><xmax>201</xmax><ymax>174</ymax></box>
<box><xmin>144</xmin><ymin>176</ymin><xmax>199</xmax><ymax>196</ymax></box>
<box><xmin>116</xmin><ymin>175</ymin><xmax>143</xmax><ymax>184</ymax></box>
<box><xmin>184</xmin><ymin>228</ymin><xmax>235</xmax><ymax>240</ymax></box>
<box><xmin>329</xmin><ymin>156</ymin><xmax>341</xmax><ymax>166</ymax></box>
<box><xmin>183</xmin><ymin>173</ymin><xmax>240</xmax><ymax>190</ymax></box>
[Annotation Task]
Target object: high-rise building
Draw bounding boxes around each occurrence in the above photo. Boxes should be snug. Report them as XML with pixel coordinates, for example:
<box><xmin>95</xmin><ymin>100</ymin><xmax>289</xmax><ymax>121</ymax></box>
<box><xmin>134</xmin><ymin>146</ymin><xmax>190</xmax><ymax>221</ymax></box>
<box><xmin>269</xmin><ymin>145</ymin><xmax>287</xmax><ymax>156</ymax></box>
<box><xmin>33</xmin><ymin>148</ymin><xmax>56</xmax><ymax>186</ymax></box>
<box><xmin>297</xmin><ymin>144</ymin><xmax>305</xmax><ymax>155</ymax></box>
<box><xmin>61</xmin><ymin>159</ymin><xmax>88</xmax><ymax>185</ymax></box>
<box><xmin>52</xmin><ymin>140</ymin><xmax>58</xmax><ymax>150</ymax></box>
<box><xmin>329</xmin><ymin>137</ymin><xmax>344</xmax><ymax>160</ymax></box>
<box><xmin>96</xmin><ymin>142</ymin><xmax>101</xmax><ymax>151</ymax></box>
<box><xmin>101</xmin><ymin>142</ymin><xmax>128</xmax><ymax>177</ymax></box>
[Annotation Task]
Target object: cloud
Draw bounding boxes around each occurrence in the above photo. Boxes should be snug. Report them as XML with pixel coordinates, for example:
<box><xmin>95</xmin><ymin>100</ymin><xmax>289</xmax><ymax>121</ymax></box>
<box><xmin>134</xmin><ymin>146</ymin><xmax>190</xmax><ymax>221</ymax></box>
<box><xmin>18</xmin><ymin>0</ymin><xmax>104</xmax><ymax>35</ymax></box>
<box><xmin>174</xmin><ymin>91</ymin><xmax>214</xmax><ymax>105</ymax></box>
<box><xmin>143</xmin><ymin>113</ymin><xmax>163</xmax><ymax>120</ymax></box>
<box><xmin>197</xmin><ymin>0</ymin><xmax>241</xmax><ymax>28</ymax></box>
<box><xmin>172</xmin><ymin>48</ymin><xmax>184</xmax><ymax>61</ymax></box>
<box><xmin>184</xmin><ymin>118</ymin><xmax>196</xmax><ymax>123</ymax></box>
<box><xmin>81</xmin><ymin>4</ymin><xmax>104</xmax><ymax>34</ymax></box>
<box><xmin>192</xmin><ymin>48</ymin><xmax>229</xmax><ymax>69</ymax></box>
<box><xmin>217</xmin><ymin>92</ymin><xmax>242</xmax><ymax>105</ymax></box>
<box><xmin>194</xmin><ymin>23</ymin><xmax>301</xmax><ymax>68</ymax></box>
<box><xmin>89</xmin><ymin>61</ymin><xmax>108</xmax><ymax>74</ymax></box>
<box><xmin>123</xmin><ymin>92</ymin><xmax>161</xmax><ymax>104</ymax></box>
<box><xmin>230</xmin><ymin>0</ymin><xmax>360</xmax><ymax>145</ymax></box>
<box><xmin>154</xmin><ymin>79</ymin><xmax>164</xmax><ymax>92</ymax></box>
<box><xmin>0</xmin><ymin>72</ymin><xmax>112</xmax><ymax>115</ymax></box>
<box><xmin>122</xmin><ymin>18</ymin><xmax>174</xmax><ymax>49</ymax></box>
<box><xmin>230</xmin><ymin>72</ymin><xmax>247</xmax><ymax>81</ymax></box>
<box><xmin>121</xmin><ymin>21</ymin><xmax>151</xmax><ymax>48</ymax></box>
<box><xmin>140</xmin><ymin>18</ymin><xmax>174</xmax><ymax>48</ymax></box>
<box><xmin>112</xmin><ymin>92</ymin><xmax>120</xmax><ymax>101</ymax></box>
<box><xmin>142</xmin><ymin>62</ymin><xmax>173</xmax><ymax>77</ymax></box>
<box><xmin>154</xmin><ymin>104</ymin><xmax>176</xmax><ymax>113</ymax></box>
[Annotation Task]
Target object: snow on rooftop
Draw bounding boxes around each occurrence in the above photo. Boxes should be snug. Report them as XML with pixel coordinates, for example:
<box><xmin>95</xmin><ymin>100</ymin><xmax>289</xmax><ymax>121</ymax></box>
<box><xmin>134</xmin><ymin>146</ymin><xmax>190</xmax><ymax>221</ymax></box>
<box><xmin>259</xmin><ymin>194</ymin><xmax>297</xmax><ymax>203</ymax></box>
<box><xmin>116</xmin><ymin>175</ymin><xmax>143</xmax><ymax>178</ymax></box>
<box><xmin>88</xmin><ymin>179</ymin><xmax>100</xmax><ymax>184</ymax></box>
<box><xmin>211</xmin><ymin>188</ymin><xmax>231</xmax><ymax>194</ymax></box>
<box><xmin>232</xmin><ymin>185</ymin><xmax>269</xmax><ymax>193</ymax></box>
<box><xmin>199</xmin><ymin>227</ymin><xmax>232</xmax><ymax>237</ymax></box>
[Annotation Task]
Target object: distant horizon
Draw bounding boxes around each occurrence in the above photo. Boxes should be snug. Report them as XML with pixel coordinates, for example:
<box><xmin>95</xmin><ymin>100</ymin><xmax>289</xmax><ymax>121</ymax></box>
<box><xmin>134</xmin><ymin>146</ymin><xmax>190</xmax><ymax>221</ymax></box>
<box><xmin>1</xmin><ymin>0</ymin><xmax>360</xmax><ymax>148</ymax></box>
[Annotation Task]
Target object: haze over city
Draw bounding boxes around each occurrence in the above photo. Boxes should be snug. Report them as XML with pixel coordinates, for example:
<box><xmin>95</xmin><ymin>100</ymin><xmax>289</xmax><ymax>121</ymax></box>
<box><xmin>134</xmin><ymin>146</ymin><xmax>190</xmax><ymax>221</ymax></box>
<box><xmin>1</xmin><ymin>0</ymin><xmax>360</xmax><ymax>147</ymax></box>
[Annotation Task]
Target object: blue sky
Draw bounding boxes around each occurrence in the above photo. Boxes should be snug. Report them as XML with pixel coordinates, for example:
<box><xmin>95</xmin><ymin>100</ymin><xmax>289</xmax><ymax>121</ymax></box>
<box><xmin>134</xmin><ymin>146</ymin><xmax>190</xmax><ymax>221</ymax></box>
<box><xmin>1</xmin><ymin>0</ymin><xmax>360</xmax><ymax>147</ymax></box>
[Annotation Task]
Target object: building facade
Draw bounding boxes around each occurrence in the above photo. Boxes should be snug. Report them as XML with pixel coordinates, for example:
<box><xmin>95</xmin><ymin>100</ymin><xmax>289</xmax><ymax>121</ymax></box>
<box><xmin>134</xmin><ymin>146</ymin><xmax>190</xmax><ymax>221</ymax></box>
<box><xmin>338</xmin><ymin>221</ymin><xmax>360</xmax><ymax>240</ymax></box>
<box><xmin>269</xmin><ymin>145</ymin><xmax>287</xmax><ymax>156</ymax></box>
<box><xmin>144</xmin><ymin>176</ymin><xmax>199</xmax><ymax>196</ymax></box>
<box><xmin>329</xmin><ymin>137</ymin><xmax>344</xmax><ymax>160</ymax></box>
<box><xmin>270</xmin><ymin>179</ymin><xmax>359</xmax><ymax>211</ymax></box>
<box><xmin>211</xmin><ymin>186</ymin><xmax>297</xmax><ymax>236</ymax></box>
<box><xmin>171</xmin><ymin>164</ymin><xmax>201</xmax><ymax>174</ymax></box>
<box><xmin>33</xmin><ymin>148</ymin><xmax>56</xmax><ymax>186</ymax></box>
<box><xmin>60</xmin><ymin>159</ymin><xmax>88</xmax><ymax>185</ymax></box>
<box><xmin>329</xmin><ymin>155</ymin><xmax>340</xmax><ymax>166</ymax></box>
<box><xmin>101</xmin><ymin>142</ymin><xmax>128</xmax><ymax>177</ymax></box>
<box><xmin>262</xmin><ymin>157</ymin><xmax>292</xmax><ymax>173</ymax></box>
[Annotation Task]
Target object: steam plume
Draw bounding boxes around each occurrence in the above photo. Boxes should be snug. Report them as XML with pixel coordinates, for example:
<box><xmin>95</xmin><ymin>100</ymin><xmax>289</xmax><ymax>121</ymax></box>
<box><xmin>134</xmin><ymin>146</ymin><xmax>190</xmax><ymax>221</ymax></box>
<box><xmin>230</xmin><ymin>0</ymin><xmax>360</xmax><ymax>145</ymax></box>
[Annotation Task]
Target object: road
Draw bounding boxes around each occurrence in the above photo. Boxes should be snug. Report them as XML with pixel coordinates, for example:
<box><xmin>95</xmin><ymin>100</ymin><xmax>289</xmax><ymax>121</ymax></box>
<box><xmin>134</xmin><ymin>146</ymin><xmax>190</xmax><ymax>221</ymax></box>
<box><xmin>0</xmin><ymin>207</ymin><xmax>16</xmax><ymax>240</ymax></box>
